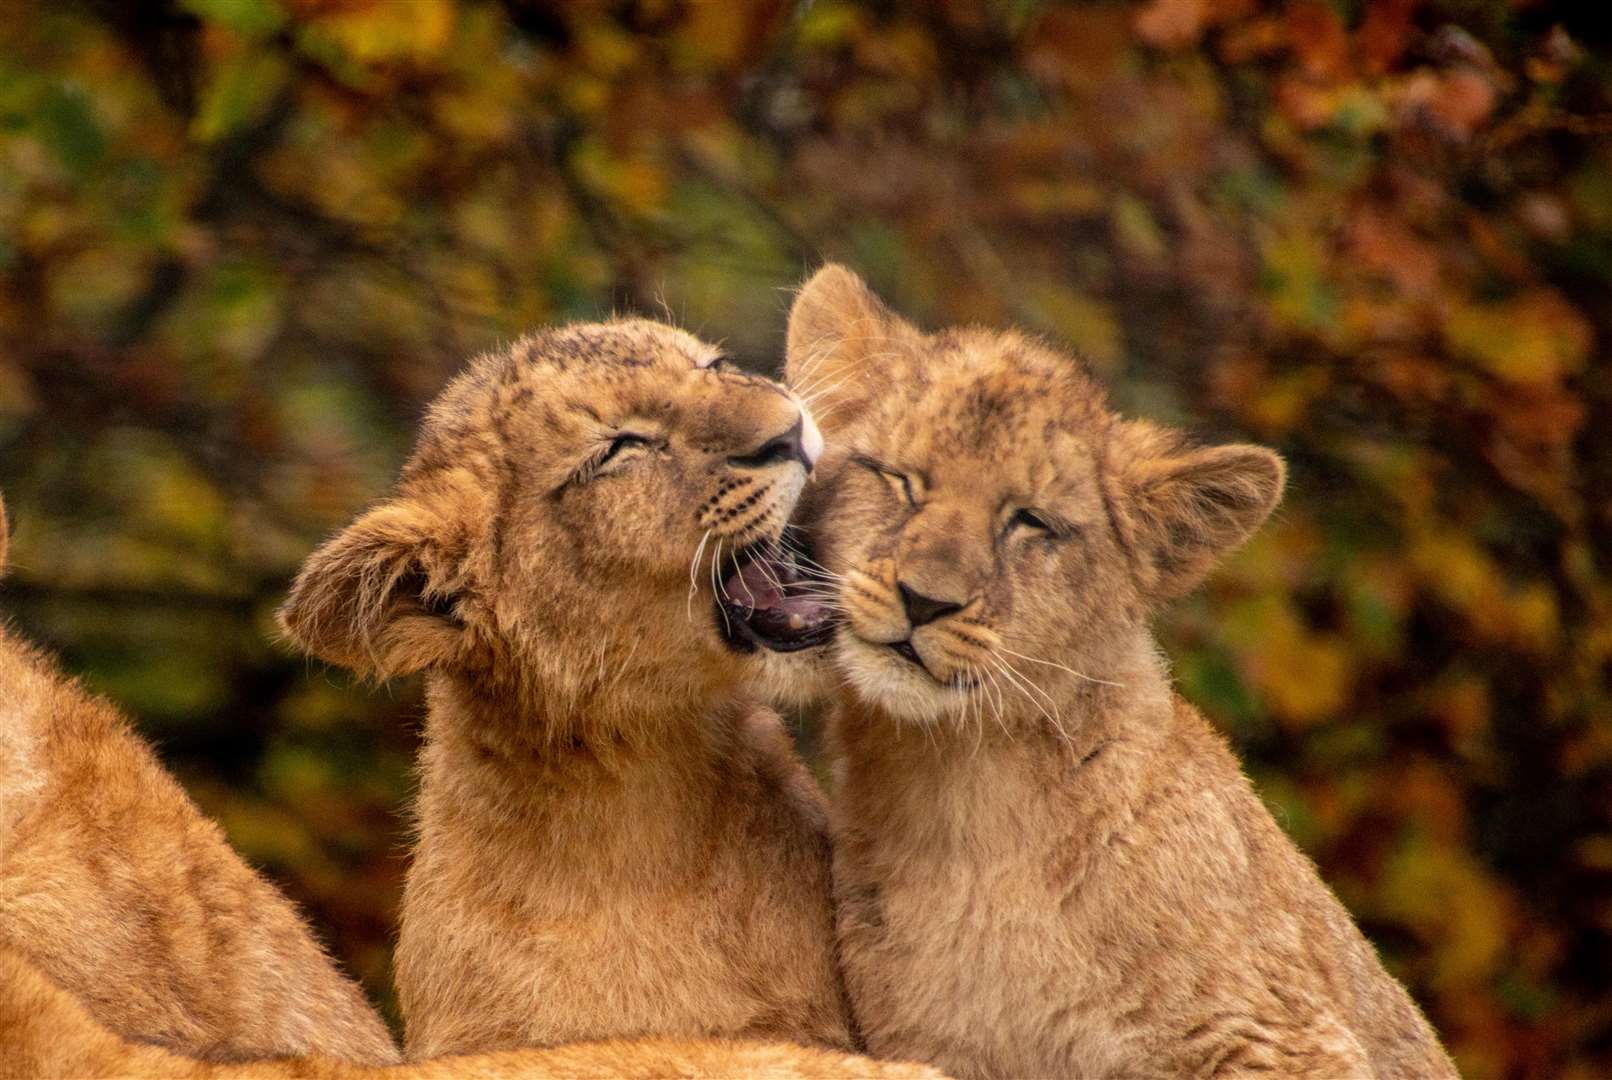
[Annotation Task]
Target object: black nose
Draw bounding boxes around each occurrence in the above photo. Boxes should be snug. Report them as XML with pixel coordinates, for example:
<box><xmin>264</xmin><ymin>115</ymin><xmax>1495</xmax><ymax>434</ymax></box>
<box><xmin>898</xmin><ymin>582</ymin><xmax>963</xmax><ymax>628</ymax></box>
<box><xmin>729</xmin><ymin>418</ymin><xmax>812</xmax><ymax>472</ymax></box>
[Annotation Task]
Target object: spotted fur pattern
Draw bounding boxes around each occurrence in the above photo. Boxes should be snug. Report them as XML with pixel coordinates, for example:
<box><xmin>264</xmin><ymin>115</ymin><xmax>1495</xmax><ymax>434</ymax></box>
<box><xmin>782</xmin><ymin>266</ymin><xmax>1457</xmax><ymax>1079</ymax></box>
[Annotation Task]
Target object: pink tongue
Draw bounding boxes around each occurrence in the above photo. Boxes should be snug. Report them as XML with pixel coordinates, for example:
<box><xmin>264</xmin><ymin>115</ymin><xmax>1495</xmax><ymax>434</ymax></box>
<box><xmin>720</xmin><ymin>552</ymin><xmax>834</xmax><ymax>645</ymax></box>
<box><xmin>726</xmin><ymin>560</ymin><xmax>787</xmax><ymax>612</ymax></box>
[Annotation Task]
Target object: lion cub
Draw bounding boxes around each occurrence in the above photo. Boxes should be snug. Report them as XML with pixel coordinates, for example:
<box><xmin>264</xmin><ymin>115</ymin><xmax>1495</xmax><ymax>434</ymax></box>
<box><xmin>783</xmin><ymin>267</ymin><xmax>1458</xmax><ymax>1079</ymax></box>
<box><xmin>279</xmin><ymin>321</ymin><xmax>855</xmax><ymax>1059</ymax></box>
<box><xmin>0</xmin><ymin>498</ymin><xmax>397</xmax><ymax>1064</ymax></box>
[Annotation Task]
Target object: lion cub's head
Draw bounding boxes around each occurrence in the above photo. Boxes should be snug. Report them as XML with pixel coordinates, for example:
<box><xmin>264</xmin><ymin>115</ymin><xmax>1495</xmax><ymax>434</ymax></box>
<box><xmin>279</xmin><ymin>319</ymin><xmax>832</xmax><ymax>735</ymax></box>
<box><xmin>784</xmin><ymin>267</ymin><xmax>1284</xmax><ymax>728</ymax></box>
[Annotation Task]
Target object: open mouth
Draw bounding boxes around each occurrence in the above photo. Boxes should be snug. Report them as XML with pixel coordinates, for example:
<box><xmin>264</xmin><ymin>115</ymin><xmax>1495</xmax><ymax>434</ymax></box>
<box><xmin>715</xmin><ymin>530</ymin><xmax>836</xmax><ymax>653</ymax></box>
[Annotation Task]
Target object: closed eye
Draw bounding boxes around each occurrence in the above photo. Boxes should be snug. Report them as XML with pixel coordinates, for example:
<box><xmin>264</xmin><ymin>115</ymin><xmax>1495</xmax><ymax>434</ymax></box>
<box><xmin>580</xmin><ymin>435</ymin><xmax>654</xmax><ymax>483</ymax></box>
<box><xmin>1010</xmin><ymin>508</ymin><xmax>1051</xmax><ymax>532</ymax></box>
<box><xmin>1006</xmin><ymin>507</ymin><xmax>1074</xmax><ymax>540</ymax></box>
<box><xmin>599</xmin><ymin>432</ymin><xmax>648</xmax><ymax>464</ymax></box>
<box><xmin>852</xmin><ymin>455</ymin><xmax>917</xmax><ymax>508</ymax></box>
<box><xmin>558</xmin><ymin>431</ymin><xmax>659</xmax><ymax>492</ymax></box>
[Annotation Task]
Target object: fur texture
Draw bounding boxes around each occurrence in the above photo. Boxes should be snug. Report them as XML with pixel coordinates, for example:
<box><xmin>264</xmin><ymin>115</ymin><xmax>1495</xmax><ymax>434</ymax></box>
<box><xmin>0</xmin><ymin>947</ymin><xmax>942</xmax><ymax>1080</ymax></box>
<box><xmin>279</xmin><ymin>321</ymin><xmax>856</xmax><ymax>1059</ymax></box>
<box><xmin>0</xmin><ymin>500</ymin><xmax>397</xmax><ymax>1064</ymax></box>
<box><xmin>782</xmin><ymin>266</ymin><xmax>1458</xmax><ymax>1079</ymax></box>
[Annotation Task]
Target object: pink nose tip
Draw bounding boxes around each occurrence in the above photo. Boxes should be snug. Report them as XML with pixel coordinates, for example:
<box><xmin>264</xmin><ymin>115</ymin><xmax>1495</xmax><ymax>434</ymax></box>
<box><xmin>799</xmin><ymin>408</ymin><xmax>823</xmax><ymax>469</ymax></box>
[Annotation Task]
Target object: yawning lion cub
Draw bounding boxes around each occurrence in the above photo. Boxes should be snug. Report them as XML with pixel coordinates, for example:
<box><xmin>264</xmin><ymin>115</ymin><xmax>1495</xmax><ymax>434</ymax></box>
<box><xmin>280</xmin><ymin>320</ymin><xmax>857</xmax><ymax>1059</ymax></box>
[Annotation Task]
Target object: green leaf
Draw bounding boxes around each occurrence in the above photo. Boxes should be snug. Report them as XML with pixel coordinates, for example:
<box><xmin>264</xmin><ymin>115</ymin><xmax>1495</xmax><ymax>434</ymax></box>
<box><xmin>193</xmin><ymin>48</ymin><xmax>288</xmax><ymax>142</ymax></box>
<box><xmin>38</xmin><ymin>82</ymin><xmax>105</xmax><ymax>175</ymax></box>
<box><xmin>181</xmin><ymin>0</ymin><xmax>288</xmax><ymax>38</ymax></box>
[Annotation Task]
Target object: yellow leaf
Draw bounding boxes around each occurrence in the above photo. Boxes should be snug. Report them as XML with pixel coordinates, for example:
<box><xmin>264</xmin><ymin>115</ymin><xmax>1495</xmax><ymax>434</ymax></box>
<box><xmin>1022</xmin><ymin>286</ymin><xmax>1124</xmax><ymax>374</ymax></box>
<box><xmin>1378</xmin><ymin>840</ymin><xmax>1512</xmax><ymax>991</ymax></box>
<box><xmin>307</xmin><ymin>0</ymin><xmax>454</xmax><ymax>65</ymax></box>
<box><xmin>1443</xmin><ymin>288</ymin><xmax>1592</xmax><ymax>385</ymax></box>
<box><xmin>1226</xmin><ymin>595</ymin><xmax>1353</xmax><ymax>727</ymax></box>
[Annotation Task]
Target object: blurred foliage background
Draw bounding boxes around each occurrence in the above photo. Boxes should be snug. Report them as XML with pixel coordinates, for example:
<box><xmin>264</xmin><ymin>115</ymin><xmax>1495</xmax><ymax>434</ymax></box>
<box><xmin>1</xmin><ymin>0</ymin><xmax>1609</xmax><ymax>1074</ymax></box>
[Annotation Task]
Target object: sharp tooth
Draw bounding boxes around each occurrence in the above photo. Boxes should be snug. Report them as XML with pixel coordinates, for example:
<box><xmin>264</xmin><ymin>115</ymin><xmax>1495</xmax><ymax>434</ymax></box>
<box><xmin>788</xmin><ymin>613</ymin><xmax>805</xmax><ymax>630</ymax></box>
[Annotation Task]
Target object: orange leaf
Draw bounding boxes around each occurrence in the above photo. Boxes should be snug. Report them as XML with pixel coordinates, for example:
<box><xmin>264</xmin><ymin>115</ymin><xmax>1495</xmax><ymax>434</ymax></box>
<box><xmin>1134</xmin><ymin>0</ymin><xmax>1207</xmax><ymax>50</ymax></box>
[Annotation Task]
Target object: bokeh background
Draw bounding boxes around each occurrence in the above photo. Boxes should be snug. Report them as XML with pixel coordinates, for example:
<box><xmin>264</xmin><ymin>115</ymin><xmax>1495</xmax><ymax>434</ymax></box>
<box><xmin>1</xmin><ymin>0</ymin><xmax>1608</xmax><ymax>1074</ymax></box>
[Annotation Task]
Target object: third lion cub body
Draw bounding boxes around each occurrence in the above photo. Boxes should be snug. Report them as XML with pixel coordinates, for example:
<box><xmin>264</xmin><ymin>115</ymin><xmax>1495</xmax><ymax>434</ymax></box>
<box><xmin>784</xmin><ymin>266</ymin><xmax>1456</xmax><ymax>1079</ymax></box>
<box><xmin>0</xmin><ymin>499</ymin><xmax>396</xmax><ymax>1066</ymax></box>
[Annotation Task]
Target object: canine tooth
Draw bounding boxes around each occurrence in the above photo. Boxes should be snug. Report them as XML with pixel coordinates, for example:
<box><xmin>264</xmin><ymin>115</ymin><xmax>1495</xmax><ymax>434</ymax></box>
<box><xmin>788</xmin><ymin>613</ymin><xmax>805</xmax><ymax>630</ymax></box>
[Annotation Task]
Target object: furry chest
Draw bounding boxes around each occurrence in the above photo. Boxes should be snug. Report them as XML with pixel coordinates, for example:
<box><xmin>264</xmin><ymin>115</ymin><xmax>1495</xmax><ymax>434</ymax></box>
<box><xmin>836</xmin><ymin>837</ymin><xmax>1116</xmax><ymax>1073</ymax></box>
<box><xmin>401</xmin><ymin>849</ymin><xmax>845</xmax><ymax>1056</ymax></box>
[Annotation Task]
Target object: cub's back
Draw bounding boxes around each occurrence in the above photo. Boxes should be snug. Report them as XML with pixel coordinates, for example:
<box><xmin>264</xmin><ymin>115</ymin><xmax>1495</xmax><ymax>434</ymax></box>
<box><xmin>1154</xmin><ymin>699</ymin><xmax>1456</xmax><ymax>1077</ymax></box>
<box><xmin>0</xmin><ymin>621</ymin><xmax>397</xmax><ymax>1064</ymax></box>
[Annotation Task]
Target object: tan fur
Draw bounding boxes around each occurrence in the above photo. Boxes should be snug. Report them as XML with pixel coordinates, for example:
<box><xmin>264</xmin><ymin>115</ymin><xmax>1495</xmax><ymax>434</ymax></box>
<box><xmin>783</xmin><ymin>266</ymin><xmax>1457</xmax><ymax>1079</ymax></box>
<box><xmin>279</xmin><ymin>321</ymin><xmax>857</xmax><ymax>1059</ymax></box>
<box><xmin>0</xmin><ymin>505</ymin><xmax>397</xmax><ymax>1063</ymax></box>
<box><xmin>0</xmin><ymin>946</ymin><xmax>942</xmax><ymax>1080</ymax></box>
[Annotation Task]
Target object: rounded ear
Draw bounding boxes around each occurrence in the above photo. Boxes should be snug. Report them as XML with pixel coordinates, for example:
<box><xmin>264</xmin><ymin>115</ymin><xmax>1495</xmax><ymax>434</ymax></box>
<box><xmin>1104</xmin><ymin>420</ymin><xmax>1285</xmax><ymax>602</ymax></box>
<box><xmin>278</xmin><ymin>480</ymin><xmax>486</xmax><ymax>680</ymax></box>
<box><xmin>784</xmin><ymin>264</ymin><xmax>919</xmax><ymax>437</ymax></box>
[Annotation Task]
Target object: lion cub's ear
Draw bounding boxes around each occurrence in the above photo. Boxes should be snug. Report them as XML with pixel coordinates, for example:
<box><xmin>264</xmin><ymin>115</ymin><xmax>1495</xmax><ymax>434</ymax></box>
<box><xmin>278</xmin><ymin>478</ymin><xmax>486</xmax><ymax>680</ymax></box>
<box><xmin>785</xmin><ymin>264</ymin><xmax>919</xmax><ymax>436</ymax></box>
<box><xmin>1107</xmin><ymin>420</ymin><xmax>1285</xmax><ymax>602</ymax></box>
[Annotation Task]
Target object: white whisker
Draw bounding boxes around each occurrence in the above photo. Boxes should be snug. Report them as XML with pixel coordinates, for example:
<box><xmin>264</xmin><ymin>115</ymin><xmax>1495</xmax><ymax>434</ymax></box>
<box><xmin>979</xmin><ymin>664</ymin><xmax>1011</xmax><ymax>739</ymax></box>
<box><xmin>991</xmin><ymin>654</ymin><xmax>1069</xmax><ymax>741</ymax></box>
<box><xmin>714</xmin><ymin>539</ymin><xmax>736</xmax><ymax>605</ymax></box>
<box><xmin>995</xmin><ymin>643</ymin><xmax>1124</xmax><ymax>687</ymax></box>
<box><xmin>967</xmin><ymin>663</ymin><xmax>986</xmax><ymax>760</ymax></box>
<box><xmin>711</xmin><ymin>538</ymin><xmax>732</xmax><ymax>636</ymax></box>
<box><xmin>796</xmin><ymin>371</ymin><xmax>858</xmax><ymax>409</ymax></box>
<box><xmin>687</xmin><ymin>529</ymin><xmax>711</xmax><ymax>623</ymax></box>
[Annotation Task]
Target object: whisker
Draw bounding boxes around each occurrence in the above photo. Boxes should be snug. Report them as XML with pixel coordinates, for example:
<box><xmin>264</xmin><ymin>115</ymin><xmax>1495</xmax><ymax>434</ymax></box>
<box><xmin>711</xmin><ymin>538</ymin><xmax>733</xmax><ymax>636</ymax></box>
<box><xmin>789</xmin><ymin>364</ymin><xmax>842</xmax><ymax>402</ymax></box>
<box><xmin>967</xmin><ymin>663</ymin><xmax>986</xmax><ymax>760</ymax></box>
<box><xmin>749</xmin><ymin>546</ymin><xmax>785</xmax><ymax>597</ymax></box>
<box><xmin>687</xmin><ymin>528</ymin><xmax>711</xmax><ymax>623</ymax></box>
<box><xmin>788</xmin><ymin>557</ymin><xmax>844</xmax><ymax>580</ymax></box>
<box><xmin>919</xmin><ymin>700</ymin><xmax>939</xmax><ymax>753</ymax></box>
<box><xmin>787</xmin><ymin>333</ymin><xmax>840</xmax><ymax>387</ymax></box>
<box><xmin>995</xmin><ymin>652</ymin><xmax>1062</xmax><ymax>714</ymax></box>
<box><xmin>789</xmin><ymin>564</ymin><xmax>844</xmax><ymax>580</ymax></box>
<box><xmin>806</xmin><ymin>400</ymin><xmax>853</xmax><ymax>428</ymax></box>
<box><xmin>789</xmin><ymin>570</ymin><xmax>844</xmax><ymax>591</ymax></box>
<box><xmin>787</xmin><ymin>546</ymin><xmax>844</xmax><ymax>582</ymax></box>
<box><xmin>991</xmin><ymin>654</ymin><xmax>1070</xmax><ymax>742</ymax></box>
<box><xmin>714</xmin><ymin>539</ymin><xmax>737</xmax><ymax>605</ymax></box>
<box><xmin>995</xmin><ymin>643</ymin><xmax>1124</xmax><ymax>688</ymax></box>
<box><xmin>796</xmin><ymin>371</ymin><xmax>858</xmax><ymax>409</ymax></box>
<box><xmin>979</xmin><ymin>664</ymin><xmax>1012</xmax><ymax>740</ymax></box>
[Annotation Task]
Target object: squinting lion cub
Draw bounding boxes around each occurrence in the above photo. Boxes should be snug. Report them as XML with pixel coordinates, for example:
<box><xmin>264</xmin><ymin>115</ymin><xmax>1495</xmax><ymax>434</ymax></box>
<box><xmin>0</xmin><ymin>946</ymin><xmax>941</xmax><ymax>1079</ymax></box>
<box><xmin>279</xmin><ymin>321</ymin><xmax>859</xmax><ymax>1059</ymax></box>
<box><xmin>0</xmin><ymin>497</ymin><xmax>398</xmax><ymax>1064</ymax></box>
<box><xmin>783</xmin><ymin>266</ymin><xmax>1457</xmax><ymax>1079</ymax></box>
